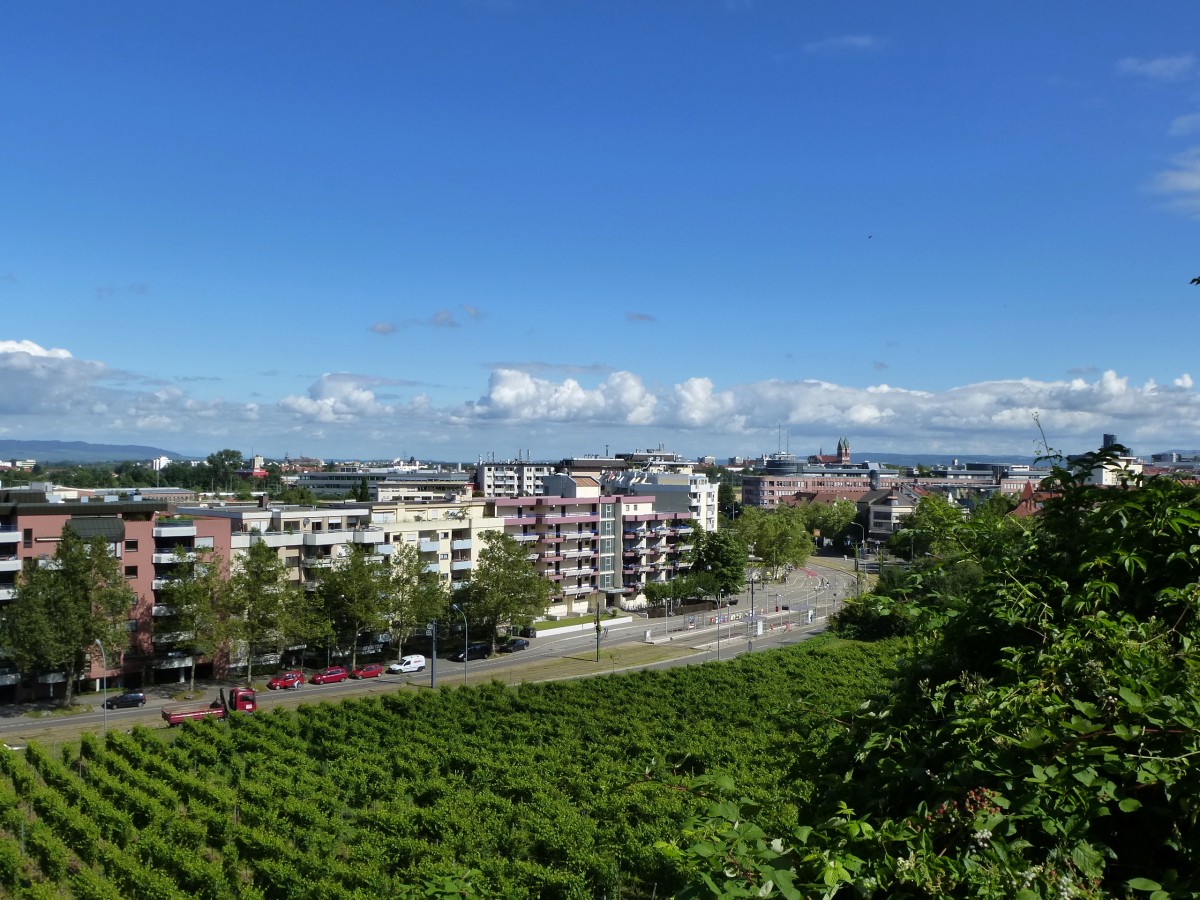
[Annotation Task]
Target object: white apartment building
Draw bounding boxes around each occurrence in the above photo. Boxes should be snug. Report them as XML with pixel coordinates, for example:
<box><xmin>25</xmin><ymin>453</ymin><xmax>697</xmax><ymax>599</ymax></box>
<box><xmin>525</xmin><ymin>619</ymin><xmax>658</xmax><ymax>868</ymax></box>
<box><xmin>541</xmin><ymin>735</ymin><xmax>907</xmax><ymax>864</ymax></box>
<box><xmin>474</xmin><ymin>460</ymin><xmax>559</xmax><ymax>498</ymax></box>
<box><xmin>600</xmin><ymin>469</ymin><xmax>718</xmax><ymax>532</ymax></box>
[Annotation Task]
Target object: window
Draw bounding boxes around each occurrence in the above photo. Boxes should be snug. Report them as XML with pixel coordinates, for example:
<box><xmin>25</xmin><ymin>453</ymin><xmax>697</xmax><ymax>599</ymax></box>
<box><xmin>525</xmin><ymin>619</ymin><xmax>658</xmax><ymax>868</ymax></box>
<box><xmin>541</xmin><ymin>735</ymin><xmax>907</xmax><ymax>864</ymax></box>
<box><xmin>124</xmin><ymin>539</ymin><xmax>139</xmax><ymax>552</ymax></box>
<box><xmin>195</xmin><ymin>536</ymin><xmax>214</xmax><ymax>549</ymax></box>
<box><xmin>124</xmin><ymin>565</ymin><xmax>138</xmax><ymax>578</ymax></box>
<box><xmin>23</xmin><ymin>529</ymin><xmax>32</xmax><ymax>549</ymax></box>
<box><xmin>126</xmin><ymin>619</ymin><xmax>138</xmax><ymax>632</ymax></box>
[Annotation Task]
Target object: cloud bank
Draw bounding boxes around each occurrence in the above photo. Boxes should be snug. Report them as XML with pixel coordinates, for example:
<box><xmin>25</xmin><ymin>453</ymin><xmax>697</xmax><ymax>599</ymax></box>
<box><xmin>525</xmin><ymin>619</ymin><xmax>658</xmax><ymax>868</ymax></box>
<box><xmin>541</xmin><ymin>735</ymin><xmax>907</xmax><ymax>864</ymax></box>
<box><xmin>2</xmin><ymin>340</ymin><xmax>1197</xmax><ymax>459</ymax></box>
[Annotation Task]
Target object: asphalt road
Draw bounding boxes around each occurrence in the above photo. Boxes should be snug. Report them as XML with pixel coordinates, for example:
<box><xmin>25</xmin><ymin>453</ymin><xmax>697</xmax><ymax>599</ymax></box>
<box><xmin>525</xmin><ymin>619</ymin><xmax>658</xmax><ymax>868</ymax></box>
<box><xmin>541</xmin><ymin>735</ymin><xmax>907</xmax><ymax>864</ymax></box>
<box><xmin>0</xmin><ymin>559</ymin><xmax>860</xmax><ymax>748</ymax></box>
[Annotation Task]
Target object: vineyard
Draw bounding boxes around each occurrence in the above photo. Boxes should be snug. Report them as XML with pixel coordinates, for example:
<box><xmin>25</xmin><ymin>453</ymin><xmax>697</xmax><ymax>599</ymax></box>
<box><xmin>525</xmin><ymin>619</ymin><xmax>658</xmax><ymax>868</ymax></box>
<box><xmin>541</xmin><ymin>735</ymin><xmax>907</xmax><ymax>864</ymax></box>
<box><xmin>0</xmin><ymin>636</ymin><xmax>900</xmax><ymax>899</ymax></box>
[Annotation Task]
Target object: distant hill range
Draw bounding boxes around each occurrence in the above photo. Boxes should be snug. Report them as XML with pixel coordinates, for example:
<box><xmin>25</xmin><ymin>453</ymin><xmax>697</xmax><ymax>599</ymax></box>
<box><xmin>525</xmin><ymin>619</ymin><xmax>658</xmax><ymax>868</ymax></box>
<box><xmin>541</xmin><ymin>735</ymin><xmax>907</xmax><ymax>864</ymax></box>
<box><xmin>0</xmin><ymin>440</ymin><xmax>185</xmax><ymax>465</ymax></box>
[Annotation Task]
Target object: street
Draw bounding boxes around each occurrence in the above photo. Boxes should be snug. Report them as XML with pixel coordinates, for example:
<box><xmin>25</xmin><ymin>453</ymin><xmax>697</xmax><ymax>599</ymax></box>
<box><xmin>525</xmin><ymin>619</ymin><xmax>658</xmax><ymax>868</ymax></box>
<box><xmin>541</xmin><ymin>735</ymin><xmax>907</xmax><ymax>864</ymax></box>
<box><xmin>0</xmin><ymin>560</ymin><xmax>857</xmax><ymax>747</ymax></box>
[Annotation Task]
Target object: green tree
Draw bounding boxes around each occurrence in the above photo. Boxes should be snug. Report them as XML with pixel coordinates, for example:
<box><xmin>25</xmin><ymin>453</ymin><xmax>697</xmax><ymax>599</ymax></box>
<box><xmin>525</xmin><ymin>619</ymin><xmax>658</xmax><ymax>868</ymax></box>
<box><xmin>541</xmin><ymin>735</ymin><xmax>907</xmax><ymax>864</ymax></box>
<box><xmin>158</xmin><ymin>545</ymin><xmax>227</xmax><ymax>693</ymax></box>
<box><xmin>205</xmin><ymin>449</ymin><xmax>245</xmax><ymax>492</ymax></box>
<box><xmin>224</xmin><ymin>539</ymin><xmax>300</xmax><ymax>684</ymax></box>
<box><xmin>316</xmin><ymin>544</ymin><xmax>395</xmax><ymax>671</ymax></box>
<box><xmin>452</xmin><ymin>531</ymin><xmax>554</xmax><ymax>646</ymax></box>
<box><xmin>385</xmin><ymin>542</ymin><xmax>446</xmax><ymax>658</ymax></box>
<box><xmin>690</xmin><ymin>529</ymin><xmax>745</xmax><ymax>600</ymax></box>
<box><xmin>887</xmin><ymin>493</ymin><xmax>965</xmax><ymax>559</ymax></box>
<box><xmin>0</xmin><ymin>528</ymin><xmax>134</xmax><ymax>707</ymax></box>
<box><xmin>728</xmin><ymin>506</ymin><xmax>815</xmax><ymax>580</ymax></box>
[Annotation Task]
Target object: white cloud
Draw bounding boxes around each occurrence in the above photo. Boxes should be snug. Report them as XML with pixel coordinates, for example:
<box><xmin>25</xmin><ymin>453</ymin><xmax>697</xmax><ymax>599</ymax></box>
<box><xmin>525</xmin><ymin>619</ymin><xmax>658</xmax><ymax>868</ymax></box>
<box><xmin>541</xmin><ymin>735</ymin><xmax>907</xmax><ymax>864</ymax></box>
<box><xmin>804</xmin><ymin>34</ymin><xmax>886</xmax><ymax>54</ymax></box>
<box><xmin>1117</xmin><ymin>55</ymin><xmax>1196</xmax><ymax>81</ymax></box>
<box><xmin>4</xmin><ymin>339</ymin><xmax>1200</xmax><ymax>460</ymax></box>
<box><xmin>280</xmin><ymin>373</ymin><xmax>395</xmax><ymax>423</ymax></box>
<box><xmin>1169</xmin><ymin>112</ymin><xmax>1200</xmax><ymax>136</ymax></box>
<box><xmin>1149</xmin><ymin>146</ymin><xmax>1200</xmax><ymax>216</ymax></box>
<box><xmin>0</xmin><ymin>339</ymin><xmax>73</xmax><ymax>359</ymax></box>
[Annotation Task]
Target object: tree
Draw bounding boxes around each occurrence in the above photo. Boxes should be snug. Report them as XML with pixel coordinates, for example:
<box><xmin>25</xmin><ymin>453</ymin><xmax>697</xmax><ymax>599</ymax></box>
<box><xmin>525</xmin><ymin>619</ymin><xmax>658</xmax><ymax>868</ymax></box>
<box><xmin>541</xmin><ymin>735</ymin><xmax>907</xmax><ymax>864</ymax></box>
<box><xmin>315</xmin><ymin>544</ymin><xmax>395</xmax><ymax>672</ymax></box>
<box><xmin>158</xmin><ymin>545</ymin><xmax>227</xmax><ymax>693</ymax></box>
<box><xmin>453</xmin><ymin>531</ymin><xmax>554</xmax><ymax>646</ymax></box>
<box><xmin>887</xmin><ymin>493</ymin><xmax>966</xmax><ymax>559</ymax></box>
<box><xmin>385</xmin><ymin>542</ymin><xmax>446</xmax><ymax>658</ymax></box>
<box><xmin>0</xmin><ymin>528</ymin><xmax>134</xmax><ymax>707</ymax></box>
<box><xmin>727</xmin><ymin>506</ymin><xmax>815</xmax><ymax>581</ymax></box>
<box><xmin>204</xmin><ymin>448</ymin><xmax>244</xmax><ymax>493</ymax></box>
<box><xmin>351</xmin><ymin>477</ymin><xmax>371</xmax><ymax>503</ymax></box>
<box><xmin>690</xmin><ymin>530</ymin><xmax>745</xmax><ymax>600</ymax></box>
<box><xmin>224</xmin><ymin>539</ymin><xmax>300</xmax><ymax>684</ymax></box>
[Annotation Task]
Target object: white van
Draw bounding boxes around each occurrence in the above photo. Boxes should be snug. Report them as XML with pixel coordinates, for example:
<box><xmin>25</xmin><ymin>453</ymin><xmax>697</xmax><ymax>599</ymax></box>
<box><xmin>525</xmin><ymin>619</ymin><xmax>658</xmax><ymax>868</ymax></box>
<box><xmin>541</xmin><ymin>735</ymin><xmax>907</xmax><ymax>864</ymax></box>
<box><xmin>388</xmin><ymin>654</ymin><xmax>427</xmax><ymax>674</ymax></box>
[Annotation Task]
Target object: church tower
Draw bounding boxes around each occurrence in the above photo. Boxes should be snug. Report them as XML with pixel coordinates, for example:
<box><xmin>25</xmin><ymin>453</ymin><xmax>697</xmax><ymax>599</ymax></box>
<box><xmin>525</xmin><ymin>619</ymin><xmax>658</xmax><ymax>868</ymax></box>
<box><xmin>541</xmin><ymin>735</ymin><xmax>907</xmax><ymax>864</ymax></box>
<box><xmin>837</xmin><ymin>436</ymin><xmax>850</xmax><ymax>465</ymax></box>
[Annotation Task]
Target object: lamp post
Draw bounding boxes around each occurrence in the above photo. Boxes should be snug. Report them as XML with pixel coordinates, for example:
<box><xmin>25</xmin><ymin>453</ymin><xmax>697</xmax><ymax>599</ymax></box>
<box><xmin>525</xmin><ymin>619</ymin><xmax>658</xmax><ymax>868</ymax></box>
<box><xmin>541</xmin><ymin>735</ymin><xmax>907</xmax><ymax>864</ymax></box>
<box><xmin>747</xmin><ymin>544</ymin><xmax>757</xmax><ymax>653</ymax></box>
<box><xmin>450</xmin><ymin>603</ymin><xmax>468</xmax><ymax>686</ymax></box>
<box><xmin>849</xmin><ymin>522</ymin><xmax>865</xmax><ymax>600</ymax></box>
<box><xmin>94</xmin><ymin>639</ymin><xmax>108</xmax><ymax>737</ymax></box>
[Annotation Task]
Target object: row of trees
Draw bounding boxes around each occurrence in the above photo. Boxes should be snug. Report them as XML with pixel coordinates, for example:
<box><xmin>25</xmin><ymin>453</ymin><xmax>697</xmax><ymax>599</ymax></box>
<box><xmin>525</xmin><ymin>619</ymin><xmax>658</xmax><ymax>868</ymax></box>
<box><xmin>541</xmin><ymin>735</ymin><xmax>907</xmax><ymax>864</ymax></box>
<box><xmin>0</xmin><ymin>529</ymin><xmax>556</xmax><ymax>704</ymax></box>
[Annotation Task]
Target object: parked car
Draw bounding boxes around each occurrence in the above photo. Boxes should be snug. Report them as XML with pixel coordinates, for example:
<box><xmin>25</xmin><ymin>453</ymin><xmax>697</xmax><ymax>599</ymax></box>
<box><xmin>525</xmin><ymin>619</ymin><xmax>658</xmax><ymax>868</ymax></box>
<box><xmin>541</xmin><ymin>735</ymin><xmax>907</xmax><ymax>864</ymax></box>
<box><xmin>498</xmin><ymin>638</ymin><xmax>529</xmax><ymax>653</ymax></box>
<box><xmin>308</xmin><ymin>666</ymin><xmax>349</xmax><ymax>685</ymax></box>
<box><xmin>104</xmin><ymin>690</ymin><xmax>146</xmax><ymax>709</ymax></box>
<box><xmin>387</xmin><ymin>654</ymin><xmax>427</xmax><ymax>674</ymax></box>
<box><xmin>452</xmin><ymin>642</ymin><xmax>493</xmax><ymax>662</ymax></box>
<box><xmin>350</xmin><ymin>663</ymin><xmax>383</xmax><ymax>679</ymax></box>
<box><xmin>267</xmin><ymin>670</ymin><xmax>305</xmax><ymax>690</ymax></box>
<box><xmin>516</xmin><ymin>625</ymin><xmax>537</xmax><ymax>638</ymax></box>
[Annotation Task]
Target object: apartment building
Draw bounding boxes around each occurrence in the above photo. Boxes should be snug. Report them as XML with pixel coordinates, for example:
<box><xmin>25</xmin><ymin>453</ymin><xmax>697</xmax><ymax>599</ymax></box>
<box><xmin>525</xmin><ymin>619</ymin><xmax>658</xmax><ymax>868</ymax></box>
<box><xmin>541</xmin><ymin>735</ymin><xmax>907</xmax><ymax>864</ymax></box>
<box><xmin>600</xmin><ymin>469</ymin><xmax>718</xmax><ymax>532</ymax></box>
<box><xmin>367</xmin><ymin>498</ymin><xmax>504</xmax><ymax>593</ymax></box>
<box><xmin>474</xmin><ymin>459</ymin><xmax>559</xmax><ymax>498</ymax></box>
<box><xmin>0</xmin><ymin>485</ymin><xmax>197</xmax><ymax>699</ymax></box>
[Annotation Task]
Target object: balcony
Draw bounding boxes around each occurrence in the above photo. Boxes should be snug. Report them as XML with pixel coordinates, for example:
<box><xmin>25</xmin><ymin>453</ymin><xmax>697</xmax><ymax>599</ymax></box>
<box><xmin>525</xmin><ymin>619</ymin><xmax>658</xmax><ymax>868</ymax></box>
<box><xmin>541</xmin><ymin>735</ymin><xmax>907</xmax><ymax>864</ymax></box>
<box><xmin>152</xmin><ymin>654</ymin><xmax>195</xmax><ymax>670</ymax></box>
<box><xmin>302</xmin><ymin>557</ymin><xmax>334</xmax><ymax>569</ymax></box>
<box><xmin>0</xmin><ymin>528</ymin><xmax>20</xmax><ymax>544</ymax></box>
<box><xmin>303</xmin><ymin>531</ymin><xmax>343</xmax><ymax>547</ymax></box>
<box><xmin>451</xmin><ymin>560</ymin><xmax>472</xmax><ymax>571</ymax></box>
<box><xmin>152</xmin><ymin>551</ymin><xmax>195</xmax><ymax>565</ymax></box>
<box><xmin>0</xmin><ymin>587</ymin><xmax>15</xmax><ymax>601</ymax></box>
<box><xmin>352</xmin><ymin>527</ymin><xmax>385</xmax><ymax>544</ymax></box>
<box><xmin>514</xmin><ymin>533</ymin><xmax>540</xmax><ymax>542</ymax></box>
<box><xmin>153</xmin><ymin>522</ymin><xmax>197</xmax><ymax>539</ymax></box>
<box><xmin>419</xmin><ymin>540</ymin><xmax>439</xmax><ymax>553</ymax></box>
<box><xmin>151</xmin><ymin>604</ymin><xmax>176</xmax><ymax>617</ymax></box>
<box><xmin>0</xmin><ymin>557</ymin><xmax>21</xmax><ymax>574</ymax></box>
<box><xmin>451</xmin><ymin>539</ymin><xmax>473</xmax><ymax>551</ymax></box>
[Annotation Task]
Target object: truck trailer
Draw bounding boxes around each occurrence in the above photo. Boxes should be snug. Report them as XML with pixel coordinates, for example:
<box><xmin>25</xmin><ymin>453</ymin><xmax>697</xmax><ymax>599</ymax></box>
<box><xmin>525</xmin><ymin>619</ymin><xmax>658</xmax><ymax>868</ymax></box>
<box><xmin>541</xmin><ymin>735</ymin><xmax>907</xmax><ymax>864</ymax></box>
<box><xmin>161</xmin><ymin>687</ymin><xmax>257</xmax><ymax>726</ymax></box>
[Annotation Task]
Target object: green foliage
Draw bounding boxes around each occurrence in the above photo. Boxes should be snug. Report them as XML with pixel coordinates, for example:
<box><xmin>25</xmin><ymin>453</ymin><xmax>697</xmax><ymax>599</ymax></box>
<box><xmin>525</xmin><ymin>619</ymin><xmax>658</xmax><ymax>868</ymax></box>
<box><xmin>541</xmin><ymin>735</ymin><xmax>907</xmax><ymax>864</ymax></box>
<box><xmin>159</xmin><ymin>545</ymin><xmax>227</xmax><ymax>692</ymax></box>
<box><xmin>387</xmin><ymin>541</ymin><xmax>446</xmax><ymax>655</ymax></box>
<box><xmin>224</xmin><ymin>538</ymin><xmax>304</xmax><ymax>683</ymax></box>
<box><xmin>728</xmin><ymin>506</ymin><xmax>816</xmax><ymax>581</ymax></box>
<box><xmin>315</xmin><ymin>543</ymin><xmax>397</xmax><ymax>670</ymax></box>
<box><xmin>453</xmin><ymin>531</ymin><xmax>554</xmax><ymax>640</ymax></box>
<box><xmin>678</xmin><ymin>447</ymin><xmax>1200</xmax><ymax>896</ymax></box>
<box><xmin>0</xmin><ymin>635</ymin><xmax>899</xmax><ymax>898</ymax></box>
<box><xmin>0</xmin><ymin>528</ymin><xmax>134</xmax><ymax>707</ymax></box>
<box><xmin>692</xmin><ymin>529</ymin><xmax>747</xmax><ymax>599</ymax></box>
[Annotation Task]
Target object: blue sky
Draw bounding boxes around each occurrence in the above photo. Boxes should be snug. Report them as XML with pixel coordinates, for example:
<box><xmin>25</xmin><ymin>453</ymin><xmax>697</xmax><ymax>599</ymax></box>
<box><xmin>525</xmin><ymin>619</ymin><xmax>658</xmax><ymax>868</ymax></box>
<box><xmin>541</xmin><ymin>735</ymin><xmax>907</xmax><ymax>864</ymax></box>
<box><xmin>3</xmin><ymin>2</ymin><xmax>1200</xmax><ymax>463</ymax></box>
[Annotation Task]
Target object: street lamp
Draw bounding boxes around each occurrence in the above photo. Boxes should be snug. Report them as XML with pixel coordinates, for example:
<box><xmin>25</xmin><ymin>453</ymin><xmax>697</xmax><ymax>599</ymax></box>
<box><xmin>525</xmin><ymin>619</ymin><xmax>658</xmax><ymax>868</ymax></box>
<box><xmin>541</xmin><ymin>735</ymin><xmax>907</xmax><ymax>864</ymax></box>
<box><xmin>849</xmin><ymin>522</ymin><xmax>865</xmax><ymax>600</ymax></box>
<box><xmin>94</xmin><ymin>639</ymin><xmax>108</xmax><ymax>737</ymax></box>
<box><xmin>450</xmin><ymin>603</ymin><xmax>468</xmax><ymax>686</ymax></box>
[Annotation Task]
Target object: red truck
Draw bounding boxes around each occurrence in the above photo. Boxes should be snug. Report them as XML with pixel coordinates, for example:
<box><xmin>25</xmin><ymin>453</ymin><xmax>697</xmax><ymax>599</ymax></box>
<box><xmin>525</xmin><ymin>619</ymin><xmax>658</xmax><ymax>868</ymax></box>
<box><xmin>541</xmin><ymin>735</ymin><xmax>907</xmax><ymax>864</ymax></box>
<box><xmin>161</xmin><ymin>687</ymin><xmax>257</xmax><ymax>726</ymax></box>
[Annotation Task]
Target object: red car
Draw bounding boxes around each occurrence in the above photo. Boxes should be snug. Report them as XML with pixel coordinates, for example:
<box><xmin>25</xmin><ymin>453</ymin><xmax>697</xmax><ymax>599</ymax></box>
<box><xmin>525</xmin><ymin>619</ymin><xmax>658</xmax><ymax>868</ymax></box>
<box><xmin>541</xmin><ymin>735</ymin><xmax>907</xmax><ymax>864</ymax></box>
<box><xmin>267</xmin><ymin>671</ymin><xmax>304</xmax><ymax>690</ymax></box>
<box><xmin>350</xmin><ymin>663</ymin><xmax>383</xmax><ymax>679</ymax></box>
<box><xmin>308</xmin><ymin>666</ymin><xmax>349</xmax><ymax>685</ymax></box>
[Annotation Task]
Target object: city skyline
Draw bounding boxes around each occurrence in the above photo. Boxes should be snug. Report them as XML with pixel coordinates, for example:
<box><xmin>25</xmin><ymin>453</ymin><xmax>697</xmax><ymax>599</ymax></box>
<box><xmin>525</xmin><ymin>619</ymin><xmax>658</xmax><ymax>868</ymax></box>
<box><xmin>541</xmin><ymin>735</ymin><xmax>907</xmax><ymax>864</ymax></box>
<box><xmin>3</xmin><ymin>3</ymin><xmax>1200</xmax><ymax>461</ymax></box>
